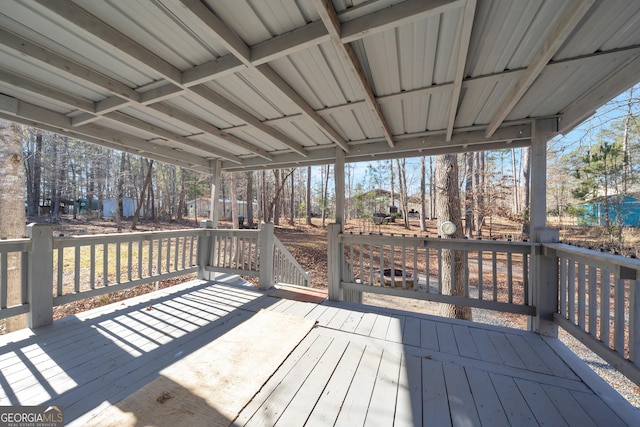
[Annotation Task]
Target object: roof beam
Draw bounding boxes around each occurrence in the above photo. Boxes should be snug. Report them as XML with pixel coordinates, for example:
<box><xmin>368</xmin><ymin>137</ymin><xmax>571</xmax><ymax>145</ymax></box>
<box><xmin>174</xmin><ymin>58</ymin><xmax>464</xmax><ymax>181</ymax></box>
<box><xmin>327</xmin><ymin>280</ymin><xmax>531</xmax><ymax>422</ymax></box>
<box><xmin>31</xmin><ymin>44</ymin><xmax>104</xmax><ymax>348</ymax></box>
<box><xmin>176</xmin><ymin>0</ymin><xmax>348</xmax><ymax>153</ymax></box>
<box><xmin>560</xmin><ymin>54</ymin><xmax>640</xmax><ymax>134</ymax></box>
<box><xmin>445</xmin><ymin>0</ymin><xmax>476</xmax><ymax>141</ymax></box>
<box><xmin>341</xmin><ymin>0</ymin><xmax>464</xmax><ymax>43</ymax></box>
<box><xmin>190</xmin><ymin>85</ymin><xmax>308</xmax><ymax>156</ymax></box>
<box><xmin>251</xmin><ymin>20</ymin><xmax>331</xmax><ymax>66</ymax></box>
<box><xmin>313</xmin><ymin>0</ymin><xmax>395</xmax><ymax>148</ymax></box>
<box><xmin>104</xmin><ymin>111</ymin><xmax>242</xmax><ymax>164</ymax></box>
<box><xmin>485</xmin><ymin>0</ymin><xmax>595</xmax><ymax>137</ymax></box>
<box><xmin>0</xmin><ymin>94</ymin><xmax>210</xmax><ymax>168</ymax></box>
<box><xmin>223</xmin><ymin>125</ymin><xmax>531</xmax><ymax>171</ymax></box>
<box><xmin>34</xmin><ymin>0</ymin><xmax>183</xmax><ymax>86</ymax></box>
<box><xmin>147</xmin><ymin>103</ymin><xmax>274</xmax><ymax>161</ymax></box>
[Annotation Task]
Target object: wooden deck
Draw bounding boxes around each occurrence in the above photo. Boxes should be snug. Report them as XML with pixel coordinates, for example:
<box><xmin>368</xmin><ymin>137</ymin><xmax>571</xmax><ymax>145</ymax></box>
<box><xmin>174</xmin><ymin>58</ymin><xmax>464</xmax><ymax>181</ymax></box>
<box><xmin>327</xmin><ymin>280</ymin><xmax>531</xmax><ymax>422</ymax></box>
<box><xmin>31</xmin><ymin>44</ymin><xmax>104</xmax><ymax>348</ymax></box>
<box><xmin>0</xmin><ymin>278</ymin><xmax>638</xmax><ymax>426</ymax></box>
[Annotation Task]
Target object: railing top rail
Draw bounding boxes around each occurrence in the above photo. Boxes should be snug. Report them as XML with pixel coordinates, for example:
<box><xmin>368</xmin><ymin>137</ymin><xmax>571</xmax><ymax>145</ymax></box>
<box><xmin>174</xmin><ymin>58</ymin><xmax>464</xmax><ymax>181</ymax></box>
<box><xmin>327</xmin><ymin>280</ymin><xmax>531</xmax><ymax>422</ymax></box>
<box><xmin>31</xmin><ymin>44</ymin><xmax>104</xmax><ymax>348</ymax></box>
<box><xmin>340</xmin><ymin>232</ymin><xmax>538</xmax><ymax>252</ymax></box>
<box><xmin>207</xmin><ymin>229</ymin><xmax>260</xmax><ymax>238</ymax></box>
<box><xmin>0</xmin><ymin>238</ymin><xmax>32</xmax><ymax>252</ymax></box>
<box><xmin>52</xmin><ymin>228</ymin><xmax>205</xmax><ymax>248</ymax></box>
<box><xmin>545</xmin><ymin>242</ymin><xmax>640</xmax><ymax>271</ymax></box>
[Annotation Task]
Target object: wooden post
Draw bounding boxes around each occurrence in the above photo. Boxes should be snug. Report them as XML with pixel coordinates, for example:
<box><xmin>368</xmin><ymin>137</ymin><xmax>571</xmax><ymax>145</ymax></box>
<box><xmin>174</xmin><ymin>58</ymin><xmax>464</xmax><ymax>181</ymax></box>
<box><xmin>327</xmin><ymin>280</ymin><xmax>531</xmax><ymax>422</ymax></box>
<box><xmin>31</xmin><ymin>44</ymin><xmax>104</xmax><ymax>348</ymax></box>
<box><xmin>530</xmin><ymin>119</ymin><xmax>556</xmax><ymax>230</ymax></box>
<box><xmin>335</xmin><ymin>147</ymin><xmax>345</xmax><ymax>229</ymax></box>
<box><xmin>530</xmin><ymin>227</ymin><xmax>559</xmax><ymax>336</ymax></box>
<box><xmin>27</xmin><ymin>223</ymin><xmax>53</xmax><ymax>329</ymax></box>
<box><xmin>197</xmin><ymin>220</ymin><xmax>213</xmax><ymax>280</ymax></box>
<box><xmin>327</xmin><ymin>223</ymin><xmax>342</xmax><ymax>301</ymax></box>
<box><xmin>210</xmin><ymin>159</ymin><xmax>221</xmax><ymax>227</ymax></box>
<box><xmin>259</xmin><ymin>222</ymin><xmax>274</xmax><ymax>290</ymax></box>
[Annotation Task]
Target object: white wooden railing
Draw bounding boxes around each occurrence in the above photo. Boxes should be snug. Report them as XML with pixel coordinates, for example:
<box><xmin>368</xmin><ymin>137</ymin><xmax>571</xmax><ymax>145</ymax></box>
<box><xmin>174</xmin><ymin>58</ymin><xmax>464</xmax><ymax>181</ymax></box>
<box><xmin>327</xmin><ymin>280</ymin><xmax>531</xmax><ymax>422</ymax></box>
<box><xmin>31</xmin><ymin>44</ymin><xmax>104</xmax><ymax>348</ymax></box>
<box><xmin>328</xmin><ymin>225</ymin><xmax>537</xmax><ymax>316</ymax></box>
<box><xmin>52</xmin><ymin>229</ymin><xmax>201</xmax><ymax>306</ymax></box>
<box><xmin>0</xmin><ymin>237</ymin><xmax>31</xmax><ymax>321</ymax></box>
<box><xmin>201</xmin><ymin>222</ymin><xmax>310</xmax><ymax>288</ymax></box>
<box><xmin>0</xmin><ymin>222</ymin><xmax>308</xmax><ymax>329</ymax></box>
<box><xmin>546</xmin><ymin>243</ymin><xmax>640</xmax><ymax>385</ymax></box>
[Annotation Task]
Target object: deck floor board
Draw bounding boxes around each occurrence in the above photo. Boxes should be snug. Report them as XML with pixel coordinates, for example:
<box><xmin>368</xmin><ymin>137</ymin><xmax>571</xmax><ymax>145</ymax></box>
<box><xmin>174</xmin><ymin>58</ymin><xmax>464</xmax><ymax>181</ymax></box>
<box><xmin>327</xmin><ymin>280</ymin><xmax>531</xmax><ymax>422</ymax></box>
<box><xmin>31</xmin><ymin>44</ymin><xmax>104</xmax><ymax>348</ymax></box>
<box><xmin>0</xmin><ymin>279</ymin><xmax>637</xmax><ymax>426</ymax></box>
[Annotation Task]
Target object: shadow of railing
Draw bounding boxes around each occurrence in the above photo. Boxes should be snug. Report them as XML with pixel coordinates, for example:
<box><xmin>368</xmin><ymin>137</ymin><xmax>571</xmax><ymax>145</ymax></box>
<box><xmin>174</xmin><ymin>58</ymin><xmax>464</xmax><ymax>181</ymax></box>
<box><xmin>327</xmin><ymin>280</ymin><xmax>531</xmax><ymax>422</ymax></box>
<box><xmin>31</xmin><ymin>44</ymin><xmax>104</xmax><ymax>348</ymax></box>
<box><xmin>0</xmin><ymin>276</ymin><xmax>279</xmax><ymax>424</ymax></box>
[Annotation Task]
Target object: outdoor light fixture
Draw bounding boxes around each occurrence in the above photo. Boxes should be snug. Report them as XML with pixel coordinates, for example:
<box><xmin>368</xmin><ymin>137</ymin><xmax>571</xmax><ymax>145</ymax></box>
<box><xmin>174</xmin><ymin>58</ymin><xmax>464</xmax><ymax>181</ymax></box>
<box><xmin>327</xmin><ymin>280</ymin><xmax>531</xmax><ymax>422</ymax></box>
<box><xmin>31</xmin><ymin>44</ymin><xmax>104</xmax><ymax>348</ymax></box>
<box><xmin>440</xmin><ymin>221</ymin><xmax>456</xmax><ymax>236</ymax></box>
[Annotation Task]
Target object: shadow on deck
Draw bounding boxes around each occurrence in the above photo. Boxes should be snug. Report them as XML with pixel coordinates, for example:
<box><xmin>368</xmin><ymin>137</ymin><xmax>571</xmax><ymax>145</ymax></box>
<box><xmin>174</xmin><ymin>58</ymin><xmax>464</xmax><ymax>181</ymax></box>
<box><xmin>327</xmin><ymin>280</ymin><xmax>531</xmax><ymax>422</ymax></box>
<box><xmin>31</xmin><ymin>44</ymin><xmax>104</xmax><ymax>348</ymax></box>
<box><xmin>0</xmin><ymin>277</ymin><xmax>638</xmax><ymax>426</ymax></box>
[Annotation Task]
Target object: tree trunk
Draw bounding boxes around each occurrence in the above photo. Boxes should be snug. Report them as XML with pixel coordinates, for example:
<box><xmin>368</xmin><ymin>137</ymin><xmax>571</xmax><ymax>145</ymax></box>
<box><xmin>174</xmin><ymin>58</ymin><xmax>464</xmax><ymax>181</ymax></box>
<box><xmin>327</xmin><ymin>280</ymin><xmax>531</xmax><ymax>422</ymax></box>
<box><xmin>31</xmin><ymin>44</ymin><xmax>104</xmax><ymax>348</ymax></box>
<box><xmin>246</xmin><ymin>171</ymin><xmax>254</xmax><ymax>227</ymax></box>
<box><xmin>289</xmin><ymin>169</ymin><xmax>295</xmax><ymax>226</ymax></box>
<box><xmin>178</xmin><ymin>169</ymin><xmax>186</xmax><ymax>220</ymax></box>
<box><xmin>230</xmin><ymin>172</ymin><xmax>239</xmax><ymax>229</ymax></box>
<box><xmin>29</xmin><ymin>132</ymin><xmax>43</xmax><ymax>216</ymax></box>
<box><xmin>132</xmin><ymin>160</ymin><xmax>153</xmax><ymax>230</ymax></box>
<box><xmin>390</xmin><ymin>160</ymin><xmax>395</xmax><ymax>212</ymax></box>
<box><xmin>511</xmin><ymin>148</ymin><xmax>519</xmax><ymax>213</ymax></box>
<box><xmin>420</xmin><ymin>156</ymin><xmax>427</xmax><ymax>232</ymax></box>
<box><xmin>464</xmin><ymin>152</ymin><xmax>474</xmax><ymax>238</ymax></box>
<box><xmin>435</xmin><ymin>154</ymin><xmax>472</xmax><ymax>321</ymax></box>
<box><xmin>396</xmin><ymin>159</ymin><xmax>409</xmax><ymax>229</ymax></box>
<box><xmin>0</xmin><ymin>119</ymin><xmax>27</xmax><ymax>331</ymax></box>
<box><xmin>306</xmin><ymin>166</ymin><xmax>312</xmax><ymax>225</ymax></box>
<box><xmin>321</xmin><ymin>164</ymin><xmax>330</xmax><ymax>227</ymax></box>
<box><xmin>116</xmin><ymin>151</ymin><xmax>126</xmax><ymax>232</ymax></box>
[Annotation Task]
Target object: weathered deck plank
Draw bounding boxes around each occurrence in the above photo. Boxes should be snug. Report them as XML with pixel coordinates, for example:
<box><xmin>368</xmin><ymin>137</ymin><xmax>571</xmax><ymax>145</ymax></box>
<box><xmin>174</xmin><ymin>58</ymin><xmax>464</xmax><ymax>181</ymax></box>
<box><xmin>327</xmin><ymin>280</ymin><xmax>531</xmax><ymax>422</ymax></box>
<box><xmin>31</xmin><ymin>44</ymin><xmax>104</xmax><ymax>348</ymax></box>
<box><xmin>0</xmin><ymin>278</ymin><xmax>637</xmax><ymax>426</ymax></box>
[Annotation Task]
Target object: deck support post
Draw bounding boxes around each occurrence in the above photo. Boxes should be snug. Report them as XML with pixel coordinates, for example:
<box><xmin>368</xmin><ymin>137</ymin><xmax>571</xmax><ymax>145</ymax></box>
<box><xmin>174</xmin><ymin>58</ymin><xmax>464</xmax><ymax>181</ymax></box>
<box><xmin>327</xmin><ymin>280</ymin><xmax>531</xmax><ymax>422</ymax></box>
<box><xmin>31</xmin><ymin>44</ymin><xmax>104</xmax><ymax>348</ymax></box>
<box><xmin>328</xmin><ymin>223</ymin><xmax>342</xmax><ymax>301</ymax></box>
<box><xmin>335</xmin><ymin>147</ymin><xmax>345</xmax><ymax>228</ymax></box>
<box><xmin>209</xmin><ymin>159</ymin><xmax>221</xmax><ymax>227</ymax></box>
<box><xmin>197</xmin><ymin>220</ymin><xmax>213</xmax><ymax>280</ymax></box>
<box><xmin>27</xmin><ymin>223</ymin><xmax>53</xmax><ymax>329</ymax></box>
<box><xmin>259</xmin><ymin>222</ymin><xmax>274</xmax><ymax>290</ymax></box>
<box><xmin>530</xmin><ymin>229</ymin><xmax>559</xmax><ymax>336</ymax></box>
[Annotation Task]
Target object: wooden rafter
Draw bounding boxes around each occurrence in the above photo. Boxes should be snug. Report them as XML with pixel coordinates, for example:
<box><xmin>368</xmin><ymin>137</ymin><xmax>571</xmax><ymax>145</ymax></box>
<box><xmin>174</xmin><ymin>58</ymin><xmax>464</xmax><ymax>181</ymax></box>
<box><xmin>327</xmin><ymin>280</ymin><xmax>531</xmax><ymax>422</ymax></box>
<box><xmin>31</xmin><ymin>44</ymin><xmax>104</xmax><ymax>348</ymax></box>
<box><xmin>484</xmin><ymin>0</ymin><xmax>595</xmax><ymax>137</ymax></box>
<box><xmin>313</xmin><ymin>0</ymin><xmax>395</xmax><ymax>148</ymax></box>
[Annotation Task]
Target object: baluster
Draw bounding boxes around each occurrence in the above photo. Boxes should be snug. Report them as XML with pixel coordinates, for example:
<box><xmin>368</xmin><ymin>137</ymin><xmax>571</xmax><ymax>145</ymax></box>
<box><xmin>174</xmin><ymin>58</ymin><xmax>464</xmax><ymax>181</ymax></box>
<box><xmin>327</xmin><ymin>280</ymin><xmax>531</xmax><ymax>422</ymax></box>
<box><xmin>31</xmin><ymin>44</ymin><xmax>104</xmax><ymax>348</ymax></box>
<box><xmin>463</xmin><ymin>250</ymin><xmax>469</xmax><ymax>298</ymax></box>
<box><xmin>601</xmin><ymin>271</ymin><xmax>611</xmax><ymax>347</ymax></box>
<box><xmin>181</xmin><ymin>236</ymin><xmax>187</xmax><ymax>270</ymax></box>
<box><xmin>492</xmin><ymin>251</ymin><xmax>497</xmax><ymax>301</ymax></box>
<box><xmin>368</xmin><ymin>243</ymin><xmax>374</xmax><ymax>285</ymax></box>
<box><xmin>588</xmin><ymin>265</ymin><xmax>597</xmax><ymax>336</ymax></box>
<box><xmin>359</xmin><ymin>242</ymin><xmax>364</xmax><ymax>284</ymax></box>
<box><xmin>128</xmin><ymin>240</ymin><xmax>133</xmax><ymax>281</ymax></box>
<box><xmin>157</xmin><ymin>238</ymin><xmax>163</xmax><ymax>274</ymax></box>
<box><xmin>437</xmin><ymin>247</ymin><xmax>442</xmax><ymax>294</ymax></box>
<box><xmin>478</xmin><ymin>250</ymin><xmax>483</xmax><ymax>300</ymax></box>
<box><xmin>507</xmin><ymin>252</ymin><xmax>513</xmax><ymax>304</ymax></box>
<box><xmin>166</xmin><ymin>237</ymin><xmax>172</xmax><ymax>272</ymax></box>
<box><xmin>578</xmin><ymin>263</ymin><xmax>586</xmax><ymax>329</ymax></box>
<box><xmin>75</xmin><ymin>245</ymin><xmax>81</xmax><ymax>292</ymax></box>
<box><xmin>1</xmin><ymin>252</ymin><xmax>7</xmax><ymax>307</ymax></box>
<box><xmin>137</xmin><ymin>240</ymin><xmax>143</xmax><ymax>279</ymax></box>
<box><xmin>379</xmin><ymin>244</ymin><xmax>385</xmax><ymax>286</ymax></box>
<box><xmin>90</xmin><ymin>243</ymin><xmax>96</xmax><ymax>290</ymax></box>
<box><xmin>522</xmin><ymin>252</ymin><xmax>528</xmax><ymax>305</ymax></box>
<box><xmin>413</xmin><ymin>239</ymin><xmax>418</xmax><ymax>290</ymax></box>
<box><xmin>103</xmin><ymin>243</ymin><xmax>109</xmax><ymax>287</ymax></box>
<box><xmin>560</xmin><ymin>257</ymin><xmax>567</xmax><ymax>317</ymax></box>
<box><xmin>614</xmin><ymin>270</ymin><xmax>625</xmax><ymax>355</ymax></box>
<box><xmin>401</xmin><ymin>241</ymin><xmax>407</xmax><ymax>289</ymax></box>
<box><xmin>116</xmin><ymin>242</ymin><xmax>121</xmax><ymax>283</ymax></box>
<box><xmin>148</xmin><ymin>240</ymin><xmax>154</xmax><ymax>277</ymax></box>
<box><xmin>174</xmin><ymin>236</ymin><xmax>179</xmax><ymax>271</ymax></box>
<box><xmin>631</xmin><ymin>278</ymin><xmax>639</xmax><ymax>368</ymax></box>
<box><xmin>425</xmin><ymin>244</ymin><xmax>430</xmax><ymax>293</ymax></box>
<box><xmin>568</xmin><ymin>259</ymin><xmax>576</xmax><ymax>323</ymax></box>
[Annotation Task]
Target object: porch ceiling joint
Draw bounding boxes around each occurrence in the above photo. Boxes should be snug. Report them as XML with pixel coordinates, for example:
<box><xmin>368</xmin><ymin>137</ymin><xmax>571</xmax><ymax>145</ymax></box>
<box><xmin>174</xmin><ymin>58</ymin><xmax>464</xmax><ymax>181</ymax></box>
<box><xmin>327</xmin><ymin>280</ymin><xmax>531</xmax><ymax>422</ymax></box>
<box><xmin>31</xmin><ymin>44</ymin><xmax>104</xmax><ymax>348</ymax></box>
<box><xmin>177</xmin><ymin>0</ymin><xmax>347</xmax><ymax>153</ymax></box>
<box><xmin>485</xmin><ymin>0</ymin><xmax>596</xmax><ymax>138</ymax></box>
<box><xmin>445</xmin><ymin>0</ymin><xmax>476</xmax><ymax>142</ymax></box>
<box><xmin>313</xmin><ymin>0</ymin><xmax>395</xmax><ymax>148</ymax></box>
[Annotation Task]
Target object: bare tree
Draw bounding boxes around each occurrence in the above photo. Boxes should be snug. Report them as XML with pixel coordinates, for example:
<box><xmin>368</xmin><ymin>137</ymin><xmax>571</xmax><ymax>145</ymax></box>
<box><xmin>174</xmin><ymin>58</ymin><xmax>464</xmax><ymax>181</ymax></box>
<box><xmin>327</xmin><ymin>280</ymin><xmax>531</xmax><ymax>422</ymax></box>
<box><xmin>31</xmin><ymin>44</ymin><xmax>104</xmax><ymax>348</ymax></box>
<box><xmin>306</xmin><ymin>166</ymin><xmax>312</xmax><ymax>225</ymax></box>
<box><xmin>464</xmin><ymin>152</ymin><xmax>474</xmax><ymax>237</ymax></box>
<box><xmin>132</xmin><ymin>159</ymin><xmax>154</xmax><ymax>230</ymax></box>
<box><xmin>435</xmin><ymin>154</ymin><xmax>472</xmax><ymax>321</ymax></box>
<box><xmin>396</xmin><ymin>158</ymin><xmax>409</xmax><ymax>229</ymax></box>
<box><xmin>0</xmin><ymin>119</ymin><xmax>27</xmax><ymax>331</ymax></box>
<box><xmin>246</xmin><ymin>171</ymin><xmax>254</xmax><ymax>227</ymax></box>
<box><xmin>420</xmin><ymin>156</ymin><xmax>427</xmax><ymax>232</ymax></box>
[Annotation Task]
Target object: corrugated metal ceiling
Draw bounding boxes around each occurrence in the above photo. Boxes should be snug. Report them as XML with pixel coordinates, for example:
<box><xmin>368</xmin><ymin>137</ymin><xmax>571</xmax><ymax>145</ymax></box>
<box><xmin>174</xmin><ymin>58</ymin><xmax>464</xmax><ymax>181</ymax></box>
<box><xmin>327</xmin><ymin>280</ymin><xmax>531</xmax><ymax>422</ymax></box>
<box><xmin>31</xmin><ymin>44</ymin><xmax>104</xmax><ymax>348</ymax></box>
<box><xmin>0</xmin><ymin>0</ymin><xmax>638</xmax><ymax>173</ymax></box>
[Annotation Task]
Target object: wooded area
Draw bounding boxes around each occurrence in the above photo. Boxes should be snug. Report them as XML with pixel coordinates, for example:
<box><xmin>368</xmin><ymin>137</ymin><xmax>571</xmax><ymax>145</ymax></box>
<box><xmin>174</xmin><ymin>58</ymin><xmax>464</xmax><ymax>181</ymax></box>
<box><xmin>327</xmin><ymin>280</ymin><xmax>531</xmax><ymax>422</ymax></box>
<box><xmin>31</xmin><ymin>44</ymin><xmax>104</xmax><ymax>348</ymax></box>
<box><xmin>9</xmin><ymin>85</ymin><xmax>638</xmax><ymax>243</ymax></box>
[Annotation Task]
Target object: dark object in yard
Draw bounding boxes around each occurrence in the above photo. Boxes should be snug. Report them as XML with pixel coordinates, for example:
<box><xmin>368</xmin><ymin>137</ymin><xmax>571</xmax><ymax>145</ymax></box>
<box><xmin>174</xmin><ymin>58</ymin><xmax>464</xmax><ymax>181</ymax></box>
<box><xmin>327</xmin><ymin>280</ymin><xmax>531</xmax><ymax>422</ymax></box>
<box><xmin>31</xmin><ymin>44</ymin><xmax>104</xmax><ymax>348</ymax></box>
<box><xmin>374</xmin><ymin>268</ymin><xmax>415</xmax><ymax>289</ymax></box>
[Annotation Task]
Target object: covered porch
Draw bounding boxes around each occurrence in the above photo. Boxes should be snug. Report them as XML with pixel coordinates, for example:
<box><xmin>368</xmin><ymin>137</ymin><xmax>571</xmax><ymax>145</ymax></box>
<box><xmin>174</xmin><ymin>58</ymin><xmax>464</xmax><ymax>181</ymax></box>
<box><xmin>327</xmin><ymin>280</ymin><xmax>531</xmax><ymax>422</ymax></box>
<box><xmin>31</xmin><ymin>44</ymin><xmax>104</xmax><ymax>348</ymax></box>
<box><xmin>1</xmin><ymin>0</ymin><xmax>640</xmax><ymax>425</ymax></box>
<box><xmin>1</xmin><ymin>278</ymin><xmax>636</xmax><ymax>426</ymax></box>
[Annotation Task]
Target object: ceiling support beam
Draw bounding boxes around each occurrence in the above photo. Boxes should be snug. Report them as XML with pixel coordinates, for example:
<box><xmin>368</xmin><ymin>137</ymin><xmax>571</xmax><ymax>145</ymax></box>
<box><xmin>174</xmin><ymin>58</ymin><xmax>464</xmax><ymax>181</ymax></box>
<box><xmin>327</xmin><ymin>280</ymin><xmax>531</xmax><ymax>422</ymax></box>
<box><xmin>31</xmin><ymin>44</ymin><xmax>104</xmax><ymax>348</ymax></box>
<box><xmin>340</xmin><ymin>0</ymin><xmax>464</xmax><ymax>43</ymax></box>
<box><xmin>177</xmin><ymin>0</ymin><xmax>347</xmax><ymax>153</ymax></box>
<box><xmin>104</xmin><ymin>111</ymin><xmax>243</xmax><ymax>164</ymax></box>
<box><xmin>30</xmin><ymin>0</ymin><xmax>305</xmax><ymax>160</ymax></box>
<box><xmin>314</xmin><ymin>0</ymin><xmax>395</xmax><ymax>148</ymax></box>
<box><xmin>189</xmin><ymin>85</ymin><xmax>308</xmax><ymax>156</ymax></box>
<box><xmin>485</xmin><ymin>0</ymin><xmax>595</xmax><ymax>137</ymax></box>
<box><xmin>445</xmin><ymin>0</ymin><xmax>476</xmax><ymax>141</ymax></box>
<box><xmin>0</xmin><ymin>94</ymin><xmax>210</xmax><ymax>169</ymax></box>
